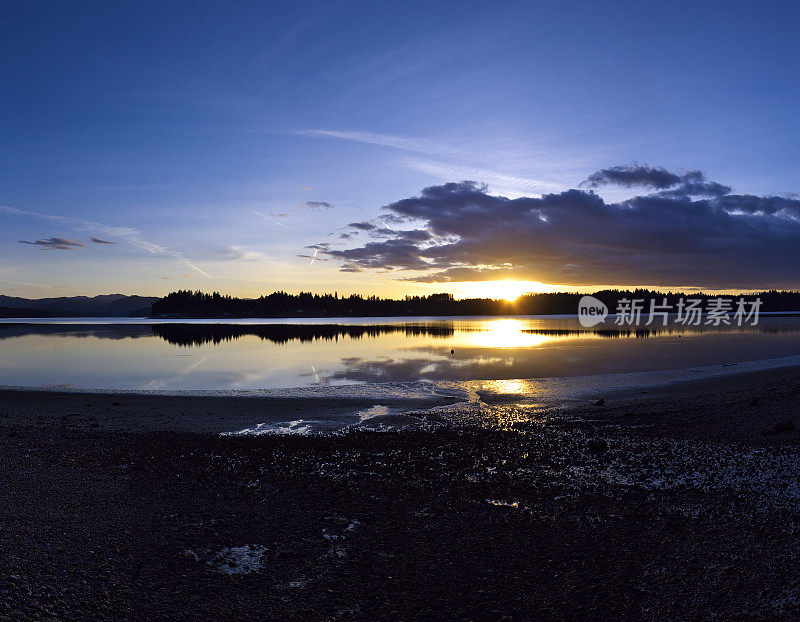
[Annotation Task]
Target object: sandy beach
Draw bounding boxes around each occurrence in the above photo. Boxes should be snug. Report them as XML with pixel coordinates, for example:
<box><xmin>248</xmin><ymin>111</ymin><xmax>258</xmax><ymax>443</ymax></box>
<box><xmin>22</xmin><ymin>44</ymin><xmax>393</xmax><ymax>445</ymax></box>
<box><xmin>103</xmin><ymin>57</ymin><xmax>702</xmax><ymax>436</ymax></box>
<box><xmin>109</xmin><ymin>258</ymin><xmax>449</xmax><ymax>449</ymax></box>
<box><xmin>3</xmin><ymin>366</ymin><xmax>800</xmax><ymax>620</ymax></box>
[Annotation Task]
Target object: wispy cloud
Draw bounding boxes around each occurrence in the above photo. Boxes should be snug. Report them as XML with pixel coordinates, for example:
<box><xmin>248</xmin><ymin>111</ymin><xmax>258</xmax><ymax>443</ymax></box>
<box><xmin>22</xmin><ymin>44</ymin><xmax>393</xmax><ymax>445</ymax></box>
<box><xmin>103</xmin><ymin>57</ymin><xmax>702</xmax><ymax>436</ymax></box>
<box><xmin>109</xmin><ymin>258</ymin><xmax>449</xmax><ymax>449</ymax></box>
<box><xmin>254</xmin><ymin>209</ymin><xmax>287</xmax><ymax>227</ymax></box>
<box><xmin>1</xmin><ymin>205</ymin><xmax>210</xmax><ymax>277</ymax></box>
<box><xmin>298</xmin><ymin>129</ymin><xmax>460</xmax><ymax>156</ymax></box>
<box><xmin>205</xmin><ymin>245</ymin><xmax>268</xmax><ymax>261</ymax></box>
<box><xmin>255</xmin><ymin>202</ymin><xmax>333</xmax><ymax>230</ymax></box>
<box><xmin>301</xmin><ymin>129</ymin><xmax>567</xmax><ymax>195</ymax></box>
<box><xmin>90</xmin><ymin>237</ymin><xmax>115</xmax><ymax>244</ymax></box>
<box><xmin>101</xmin><ymin>226</ymin><xmax>212</xmax><ymax>277</ymax></box>
<box><xmin>403</xmin><ymin>159</ymin><xmax>563</xmax><ymax>195</ymax></box>
<box><xmin>20</xmin><ymin>237</ymin><xmax>86</xmax><ymax>250</ymax></box>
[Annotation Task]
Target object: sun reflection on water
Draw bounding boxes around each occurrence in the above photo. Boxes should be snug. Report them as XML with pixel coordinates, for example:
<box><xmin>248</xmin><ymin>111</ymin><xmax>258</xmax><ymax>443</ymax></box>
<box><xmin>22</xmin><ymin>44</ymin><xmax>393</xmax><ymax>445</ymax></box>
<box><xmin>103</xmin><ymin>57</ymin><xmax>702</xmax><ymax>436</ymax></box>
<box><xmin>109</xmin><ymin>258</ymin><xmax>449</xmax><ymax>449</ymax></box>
<box><xmin>466</xmin><ymin>319</ymin><xmax>553</xmax><ymax>349</ymax></box>
<box><xmin>489</xmin><ymin>378</ymin><xmax>529</xmax><ymax>394</ymax></box>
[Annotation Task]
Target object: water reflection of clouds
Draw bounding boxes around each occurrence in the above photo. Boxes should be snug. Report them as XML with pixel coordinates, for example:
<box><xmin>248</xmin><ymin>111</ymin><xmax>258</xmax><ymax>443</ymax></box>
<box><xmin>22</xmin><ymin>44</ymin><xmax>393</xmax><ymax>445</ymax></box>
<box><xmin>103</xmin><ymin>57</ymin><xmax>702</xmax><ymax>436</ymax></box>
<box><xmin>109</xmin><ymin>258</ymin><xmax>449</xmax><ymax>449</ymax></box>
<box><xmin>321</xmin><ymin>327</ymin><xmax>800</xmax><ymax>384</ymax></box>
<box><xmin>145</xmin><ymin>353</ymin><xmax>212</xmax><ymax>389</ymax></box>
<box><xmin>324</xmin><ymin>355</ymin><xmax>528</xmax><ymax>384</ymax></box>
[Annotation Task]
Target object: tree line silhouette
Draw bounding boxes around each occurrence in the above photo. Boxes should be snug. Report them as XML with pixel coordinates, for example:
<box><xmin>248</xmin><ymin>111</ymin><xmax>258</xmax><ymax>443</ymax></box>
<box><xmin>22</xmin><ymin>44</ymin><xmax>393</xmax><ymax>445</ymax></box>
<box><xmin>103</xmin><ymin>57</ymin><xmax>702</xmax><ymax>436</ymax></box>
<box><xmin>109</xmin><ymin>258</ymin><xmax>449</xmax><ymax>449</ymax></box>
<box><xmin>149</xmin><ymin>289</ymin><xmax>800</xmax><ymax>318</ymax></box>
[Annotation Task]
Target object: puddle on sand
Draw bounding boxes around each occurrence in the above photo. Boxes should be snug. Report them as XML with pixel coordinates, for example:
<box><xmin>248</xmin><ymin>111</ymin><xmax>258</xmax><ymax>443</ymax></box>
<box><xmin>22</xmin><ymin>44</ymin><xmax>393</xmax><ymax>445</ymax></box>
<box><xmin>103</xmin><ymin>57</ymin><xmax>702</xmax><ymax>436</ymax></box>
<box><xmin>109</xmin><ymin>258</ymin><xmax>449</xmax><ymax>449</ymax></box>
<box><xmin>223</xmin><ymin>420</ymin><xmax>316</xmax><ymax>436</ymax></box>
<box><xmin>185</xmin><ymin>545</ymin><xmax>269</xmax><ymax>575</ymax></box>
<box><xmin>486</xmin><ymin>499</ymin><xmax>520</xmax><ymax>509</ymax></box>
<box><xmin>357</xmin><ymin>404</ymin><xmax>389</xmax><ymax>423</ymax></box>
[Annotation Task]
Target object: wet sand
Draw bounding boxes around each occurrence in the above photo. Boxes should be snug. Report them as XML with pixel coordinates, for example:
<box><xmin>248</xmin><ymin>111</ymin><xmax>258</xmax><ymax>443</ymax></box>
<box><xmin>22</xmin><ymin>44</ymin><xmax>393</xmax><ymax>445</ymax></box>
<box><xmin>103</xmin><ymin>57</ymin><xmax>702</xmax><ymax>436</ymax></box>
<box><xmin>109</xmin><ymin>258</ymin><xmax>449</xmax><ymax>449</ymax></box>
<box><xmin>3</xmin><ymin>366</ymin><xmax>800</xmax><ymax>620</ymax></box>
<box><xmin>0</xmin><ymin>390</ymin><xmax>461</xmax><ymax>434</ymax></box>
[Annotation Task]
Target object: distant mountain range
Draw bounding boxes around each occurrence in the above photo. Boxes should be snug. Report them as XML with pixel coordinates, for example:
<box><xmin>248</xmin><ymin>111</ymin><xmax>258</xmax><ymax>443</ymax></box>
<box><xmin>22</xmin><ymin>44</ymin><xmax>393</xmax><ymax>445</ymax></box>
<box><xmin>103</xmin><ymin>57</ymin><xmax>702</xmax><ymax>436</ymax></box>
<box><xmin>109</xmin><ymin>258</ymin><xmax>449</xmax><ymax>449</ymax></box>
<box><xmin>0</xmin><ymin>294</ymin><xmax>158</xmax><ymax>317</ymax></box>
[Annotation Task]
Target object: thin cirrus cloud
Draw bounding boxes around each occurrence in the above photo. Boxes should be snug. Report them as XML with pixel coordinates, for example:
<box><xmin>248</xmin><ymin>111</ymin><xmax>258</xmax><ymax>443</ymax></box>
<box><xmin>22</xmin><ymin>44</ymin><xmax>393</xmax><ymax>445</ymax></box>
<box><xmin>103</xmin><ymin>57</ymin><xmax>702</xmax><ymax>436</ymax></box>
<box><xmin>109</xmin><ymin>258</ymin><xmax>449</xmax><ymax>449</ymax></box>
<box><xmin>301</xmin><ymin>129</ymin><xmax>566</xmax><ymax>195</ymax></box>
<box><xmin>298</xmin><ymin>129</ymin><xmax>461</xmax><ymax>156</ymax></box>
<box><xmin>313</xmin><ymin>165</ymin><xmax>800</xmax><ymax>289</ymax></box>
<box><xmin>254</xmin><ymin>202</ymin><xmax>333</xmax><ymax>229</ymax></box>
<box><xmin>254</xmin><ymin>210</ymin><xmax>288</xmax><ymax>228</ymax></box>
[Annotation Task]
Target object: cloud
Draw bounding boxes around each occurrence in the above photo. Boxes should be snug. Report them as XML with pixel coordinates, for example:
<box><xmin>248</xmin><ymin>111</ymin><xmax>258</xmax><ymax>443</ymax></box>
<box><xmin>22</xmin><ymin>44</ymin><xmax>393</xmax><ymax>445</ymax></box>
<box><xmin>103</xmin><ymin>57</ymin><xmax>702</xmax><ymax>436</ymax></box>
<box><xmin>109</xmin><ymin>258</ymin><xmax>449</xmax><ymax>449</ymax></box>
<box><xmin>315</xmin><ymin>168</ymin><xmax>800</xmax><ymax>289</ymax></box>
<box><xmin>254</xmin><ymin>210</ymin><xmax>288</xmax><ymax>228</ymax></box>
<box><xmin>582</xmin><ymin>165</ymin><xmax>683</xmax><ymax>189</ymax></box>
<box><xmin>347</xmin><ymin>221</ymin><xmax>376</xmax><ymax>231</ymax></box>
<box><xmin>20</xmin><ymin>237</ymin><xmax>86</xmax><ymax>250</ymax></box>
<box><xmin>374</xmin><ymin>228</ymin><xmax>431</xmax><ymax>241</ymax></box>
<box><xmin>298</xmin><ymin>129</ymin><xmax>459</xmax><ymax>156</ymax></box>
<box><xmin>582</xmin><ymin>165</ymin><xmax>733</xmax><ymax>199</ymax></box>
<box><xmin>305</xmin><ymin>200</ymin><xmax>334</xmax><ymax>210</ymax></box>
<box><xmin>90</xmin><ymin>237</ymin><xmax>115</xmax><ymax>244</ymax></box>
<box><xmin>198</xmin><ymin>245</ymin><xmax>268</xmax><ymax>262</ymax></box>
<box><xmin>655</xmin><ymin>179</ymin><xmax>732</xmax><ymax>199</ymax></box>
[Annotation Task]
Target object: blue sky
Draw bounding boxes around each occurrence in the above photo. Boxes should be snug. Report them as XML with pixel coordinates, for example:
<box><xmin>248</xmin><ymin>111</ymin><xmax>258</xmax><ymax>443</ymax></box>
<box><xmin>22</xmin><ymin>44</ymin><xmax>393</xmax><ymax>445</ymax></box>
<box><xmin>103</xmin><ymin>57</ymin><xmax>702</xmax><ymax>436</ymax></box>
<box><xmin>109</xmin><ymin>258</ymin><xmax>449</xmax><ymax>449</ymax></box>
<box><xmin>2</xmin><ymin>1</ymin><xmax>799</xmax><ymax>297</ymax></box>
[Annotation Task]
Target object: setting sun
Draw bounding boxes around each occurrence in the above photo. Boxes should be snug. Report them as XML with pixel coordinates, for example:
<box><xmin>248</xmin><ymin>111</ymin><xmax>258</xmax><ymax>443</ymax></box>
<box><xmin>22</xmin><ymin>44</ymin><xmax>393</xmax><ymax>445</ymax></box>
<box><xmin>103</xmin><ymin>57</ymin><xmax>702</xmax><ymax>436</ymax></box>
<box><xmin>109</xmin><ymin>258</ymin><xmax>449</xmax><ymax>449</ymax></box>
<box><xmin>453</xmin><ymin>280</ymin><xmax>553</xmax><ymax>302</ymax></box>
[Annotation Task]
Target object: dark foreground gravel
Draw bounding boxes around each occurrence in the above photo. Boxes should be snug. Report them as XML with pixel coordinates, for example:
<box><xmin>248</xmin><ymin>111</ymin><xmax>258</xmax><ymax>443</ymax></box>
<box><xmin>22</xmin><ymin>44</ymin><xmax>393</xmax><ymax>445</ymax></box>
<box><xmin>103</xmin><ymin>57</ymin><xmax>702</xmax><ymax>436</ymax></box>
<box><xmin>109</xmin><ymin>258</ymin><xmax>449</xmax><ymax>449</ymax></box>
<box><xmin>3</xmin><ymin>368</ymin><xmax>800</xmax><ymax>620</ymax></box>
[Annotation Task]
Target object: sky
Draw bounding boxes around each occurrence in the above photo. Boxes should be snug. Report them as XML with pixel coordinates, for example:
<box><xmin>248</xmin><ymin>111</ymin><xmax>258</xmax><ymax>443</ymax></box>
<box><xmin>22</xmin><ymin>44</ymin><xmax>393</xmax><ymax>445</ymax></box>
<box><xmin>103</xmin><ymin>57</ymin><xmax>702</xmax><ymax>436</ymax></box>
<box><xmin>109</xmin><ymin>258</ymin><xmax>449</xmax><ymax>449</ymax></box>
<box><xmin>2</xmin><ymin>0</ymin><xmax>800</xmax><ymax>299</ymax></box>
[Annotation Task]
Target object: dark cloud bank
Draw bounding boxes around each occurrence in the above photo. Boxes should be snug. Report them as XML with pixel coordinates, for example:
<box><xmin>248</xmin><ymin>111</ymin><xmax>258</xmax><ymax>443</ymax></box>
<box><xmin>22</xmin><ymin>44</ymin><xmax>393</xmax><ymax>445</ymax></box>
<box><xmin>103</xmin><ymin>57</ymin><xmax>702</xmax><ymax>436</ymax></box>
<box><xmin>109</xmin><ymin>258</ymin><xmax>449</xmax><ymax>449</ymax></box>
<box><xmin>314</xmin><ymin>165</ymin><xmax>800</xmax><ymax>289</ymax></box>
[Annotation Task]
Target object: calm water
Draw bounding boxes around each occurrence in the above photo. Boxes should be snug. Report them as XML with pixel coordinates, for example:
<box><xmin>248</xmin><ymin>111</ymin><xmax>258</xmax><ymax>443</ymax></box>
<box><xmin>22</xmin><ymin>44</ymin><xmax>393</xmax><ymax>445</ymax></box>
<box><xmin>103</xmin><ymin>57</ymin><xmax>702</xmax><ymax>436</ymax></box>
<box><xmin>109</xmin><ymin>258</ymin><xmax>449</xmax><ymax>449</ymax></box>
<box><xmin>2</xmin><ymin>316</ymin><xmax>800</xmax><ymax>391</ymax></box>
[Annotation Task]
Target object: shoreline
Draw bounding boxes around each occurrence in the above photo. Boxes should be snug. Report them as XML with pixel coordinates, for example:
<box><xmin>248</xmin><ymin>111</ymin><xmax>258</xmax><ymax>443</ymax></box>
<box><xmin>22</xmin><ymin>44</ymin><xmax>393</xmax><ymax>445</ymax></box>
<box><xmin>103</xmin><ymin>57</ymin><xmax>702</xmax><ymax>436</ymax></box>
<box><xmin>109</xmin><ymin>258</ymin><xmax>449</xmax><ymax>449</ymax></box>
<box><xmin>4</xmin><ymin>308</ymin><xmax>800</xmax><ymax>323</ymax></box>
<box><xmin>3</xmin><ymin>356</ymin><xmax>800</xmax><ymax>435</ymax></box>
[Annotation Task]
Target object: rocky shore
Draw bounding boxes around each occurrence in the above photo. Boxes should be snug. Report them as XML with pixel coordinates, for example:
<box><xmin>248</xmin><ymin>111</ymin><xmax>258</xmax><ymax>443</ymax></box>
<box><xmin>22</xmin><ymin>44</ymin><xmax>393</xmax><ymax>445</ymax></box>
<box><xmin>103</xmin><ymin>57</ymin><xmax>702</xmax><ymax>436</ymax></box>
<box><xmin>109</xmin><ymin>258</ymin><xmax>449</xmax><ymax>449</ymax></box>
<box><xmin>3</xmin><ymin>367</ymin><xmax>800</xmax><ymax>620</ymax></box>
